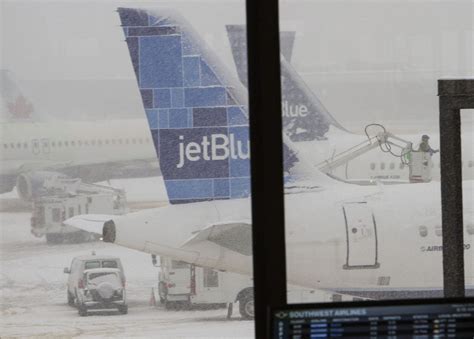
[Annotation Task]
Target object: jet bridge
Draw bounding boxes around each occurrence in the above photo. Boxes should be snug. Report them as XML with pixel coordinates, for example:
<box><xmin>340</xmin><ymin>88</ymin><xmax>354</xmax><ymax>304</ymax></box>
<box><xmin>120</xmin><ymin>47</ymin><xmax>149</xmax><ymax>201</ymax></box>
<box><xmin>316</xmin><ymin>125</ymin><xmax>433</xmax><ymax>184</ymax></box>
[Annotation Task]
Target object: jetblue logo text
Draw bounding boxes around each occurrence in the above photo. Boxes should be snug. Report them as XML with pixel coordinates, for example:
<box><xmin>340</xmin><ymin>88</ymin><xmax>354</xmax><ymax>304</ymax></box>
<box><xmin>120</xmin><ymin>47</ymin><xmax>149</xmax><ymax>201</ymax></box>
<box><xmin>177</xmin><ymin>134</ymin><xmax>250</xmax><ymax>169</ymax></box>
<box><xmin>282</xmin><ymin>101</ymin><xmax>309</xmax><ymax>118</ymax></box>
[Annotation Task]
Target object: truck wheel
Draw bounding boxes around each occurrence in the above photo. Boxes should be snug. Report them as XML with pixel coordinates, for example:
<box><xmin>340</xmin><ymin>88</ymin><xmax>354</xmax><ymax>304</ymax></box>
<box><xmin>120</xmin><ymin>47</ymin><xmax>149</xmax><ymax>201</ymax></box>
<box><xmin>239</xmin><ymin>292</ymin><xmax>254</xmax><ymax>319</ymax></box>
<box><xmin>46</xmin><ymin>233</ymin><xmax>63</xmax><ymax>244</ymax></box>
<box><xmin>118</xmin><ymin>305</ymin><xmax>128</xmax><ymax>314</ymax></box>
<box><xmin>164</xmin><ymin>300</ymin><xmax>176</xmax><ymax>310</ymax></box>
<box><xmin>158</xmin><ymin>282</ymin><xmax>167</xmax><ymax>304</ymax></box>
<box><xmin>78</xmin><ymin>304</ymin><xmax>88</xmax><ymax>317</ymax></box>
<box><xmin>67</xmin><ymin>291</ymin><xmax>75</xmax><ymax>306</ymax></box>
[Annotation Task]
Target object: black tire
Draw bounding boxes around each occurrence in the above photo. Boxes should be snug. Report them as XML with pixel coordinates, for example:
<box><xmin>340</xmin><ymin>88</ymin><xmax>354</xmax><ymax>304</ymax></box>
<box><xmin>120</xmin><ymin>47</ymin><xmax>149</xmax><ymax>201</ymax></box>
<box><xmin>78</xmin><ymin>304</ymin><xmax>88</xmax><ymax>317</ymax></box>
<box><xmin>67</xmin><ymin>291</ymin><xmax>75</xmax><ymax>306</ymax></box>
<box><xmin>158</xmin><ymin>282</ymin><xmax>167</xmax><ymax>304</ymax></box>
<box><xmin>164</xmin><ymin>300</ymin><xmax>176</xmax><ymax>310</ymax></box>
<box><xmin>46</xmin><ymin>233</ymin><xmax>63</xmax><ymax>244</ymax></box>
<box><xmin>239</xmin><ymin>292</ymin><xmax>254</xmax><ymax>319</ymax></box>
<box><xmin>118</xmin><ymin>305</ymin><xmax>128</xmax><ymax>314</ymax></box>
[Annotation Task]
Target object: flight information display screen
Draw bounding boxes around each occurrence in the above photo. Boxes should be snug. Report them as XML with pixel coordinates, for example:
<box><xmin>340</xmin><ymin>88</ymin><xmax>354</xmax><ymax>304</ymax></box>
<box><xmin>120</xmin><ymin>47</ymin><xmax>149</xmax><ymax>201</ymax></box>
<box><xmin>271</xmin><ymin>298</ymin><xmax>474</xmax><ymax>338</ymax></box>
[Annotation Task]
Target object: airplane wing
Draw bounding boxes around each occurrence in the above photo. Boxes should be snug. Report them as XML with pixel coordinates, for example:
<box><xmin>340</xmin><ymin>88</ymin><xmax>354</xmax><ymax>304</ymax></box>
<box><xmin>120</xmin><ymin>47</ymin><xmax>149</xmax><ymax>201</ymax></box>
<box><xmin>182</xmin><ymin>221</ymin><xmax>252</xmax><ymax>256</ymax></box>
<box><xmin>64</xmin><ymin>214</ymin><xmax>115</xmax><ymax>235</ymax></box>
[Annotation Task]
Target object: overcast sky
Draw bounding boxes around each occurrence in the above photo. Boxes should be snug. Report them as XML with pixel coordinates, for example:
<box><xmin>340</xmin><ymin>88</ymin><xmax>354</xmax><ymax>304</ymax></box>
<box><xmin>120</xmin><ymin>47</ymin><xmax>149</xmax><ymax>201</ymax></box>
<box><xmin>1</xmin><ymin>0</ymin><xmax>472</xmax><ymax>127</ymax></box>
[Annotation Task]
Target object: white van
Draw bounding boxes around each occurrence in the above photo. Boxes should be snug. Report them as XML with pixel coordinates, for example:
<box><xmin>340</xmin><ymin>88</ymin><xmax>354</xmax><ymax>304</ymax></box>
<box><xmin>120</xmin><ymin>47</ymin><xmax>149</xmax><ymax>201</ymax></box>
<box><xmin>156</xmin><ymin>256</ymin><xmax>254</xmax><ymax>318</ymax></box>
<box><xmin>155</xmin><ymin>256</ymin><xmax>369</xmax><ymax>319</ymax></box>
<box><xmin>76</xmin><ymin>268</ymin><xmax>128</xmax><ymax>316</ymax></box>
<box><xmin>64</xmin><ymin>254</ymin><xmax>125</xmax><ymax>306</ymax></box>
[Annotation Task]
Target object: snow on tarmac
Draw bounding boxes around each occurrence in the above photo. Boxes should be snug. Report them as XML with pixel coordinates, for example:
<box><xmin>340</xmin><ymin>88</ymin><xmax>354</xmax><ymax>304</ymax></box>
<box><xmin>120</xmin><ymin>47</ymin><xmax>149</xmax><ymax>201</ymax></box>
<box><xmin>0</xmin><ymin>205</ymin><xmax>254</xmax><ymax>338</ymax></box>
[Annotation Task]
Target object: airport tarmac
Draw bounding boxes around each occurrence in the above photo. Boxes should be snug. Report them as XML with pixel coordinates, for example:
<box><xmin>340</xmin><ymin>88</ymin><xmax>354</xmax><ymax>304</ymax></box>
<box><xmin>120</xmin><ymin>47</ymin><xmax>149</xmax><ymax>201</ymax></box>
<box><xmin>0</xmin><ymin>180</ymin><xmax>254</xmax><ymax>338</ymax></box>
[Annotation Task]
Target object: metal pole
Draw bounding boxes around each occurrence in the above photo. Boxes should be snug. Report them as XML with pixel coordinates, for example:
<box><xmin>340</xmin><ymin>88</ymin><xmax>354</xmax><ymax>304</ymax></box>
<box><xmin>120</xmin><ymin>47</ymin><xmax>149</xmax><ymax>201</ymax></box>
<box><xmin>438</xmin><ymin>79</ymin><xmax>474</xmax><ymax>298</ymax></box>
<box><xmin>246</xmin><ymin>0</ymin><xmax>288</xmax><ymax>337</ymax></box>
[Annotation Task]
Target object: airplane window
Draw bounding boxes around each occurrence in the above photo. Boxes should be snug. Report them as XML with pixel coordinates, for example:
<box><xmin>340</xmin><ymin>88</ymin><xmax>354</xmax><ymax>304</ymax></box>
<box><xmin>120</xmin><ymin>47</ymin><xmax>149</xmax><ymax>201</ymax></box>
<box><xmin>389</xmin><ymin>162</ymin><xmax>395</xmax><ymax>170</ymax></box>
<box><xmin>98</xmin><ymin>140</ymin><xmax>102</xmax><ymax>146</ymax></box>
<box><xmin>78</xmin><ymin>140</ymin><xmax>82</xmax><ymax>146</ymax></box>
<box><xmin>23</xmin><ymin>142</ymin><xmax>28</xmax><ymax>148</ymax></box>
<box><xmin>84</xmin><ymin>140</ymin><xmax>89</xmax><ymax>146</ymax></box>
<box><xmin>10</xmin><ymin>143</ymin><xmax>14</xmax><ymax>148</ymax></box>
<box><xmin>139</xmin><ymin>138</ymin><xmax>143</xmax><ymax>144</ymax></box>
<box><xmin>51</xmin><ymin>141</ymin><xmax>56</xmax><ymax>147</ymax></box>
<box><xmin>16</xmin><ymin>143</ymin><xmax>21</xmax><ymax>148</ymax></box>
<box><xmin>370</xmin><ymin>163</ymin><xmax>375</xmax><ymax>170</ymax></box>
<box><xmin>71</xmin><ymin>141</ymin><xmax>76</xmax><ymax>146</ymax></box>
<box><xmin>58</xmin><ymin>141</ymin><xmax>62</xmax><ymax>147</ymax></box>
<box><xmin>64</xmin><ymin>141</ymin><xmax>69</xmax><ymax>147</ymax></box>
<box><xmin>399</xmin><ymin>163</ymin><xmax>404</xmax><ymax>169</ymax></box>
<box><xmin>91</xmin><ymin>140</ymin><xmax>96</xmax><ymax>146</ymax></box>
<box><xmin>132</xmin><ymin>139</ymin><xmax>137</xmax><ymax>144</ymax></box>
<box><xmin>145</xmin><ymin>138</ymin><xmax>150</xmax><ymax>143</ymax></box>
<box><xmin>380</xmin><ymin>162</ymin><xmax>386</xmax><ymax>170</ymax></box>
<box><xmin>118</xmin><ymin>139</ymin><xmax>123</xmax><ymax>144</ymax></box>
<box><xmin>125</xmin><ymin>139</ymin><xmax>129</xmax><ymax>144</ymax></box>
<box><xmin>105</xmin><ymin>140</ymin><xmax>109</xmax><ymax>145</ymax></box>
<box><xmin>3</xmin><ymin>144</ymin><xmax>8</xmax><ymax>149</ymax></box>
<box><xmin>469</xmin><ymin>161</ymin><xmax>473</xmax><ymax>168</ymax></box>
<box><xmin>111</xmin><ymin>139</ymin><xmax>116</xmax><ymax>144</ymax></box>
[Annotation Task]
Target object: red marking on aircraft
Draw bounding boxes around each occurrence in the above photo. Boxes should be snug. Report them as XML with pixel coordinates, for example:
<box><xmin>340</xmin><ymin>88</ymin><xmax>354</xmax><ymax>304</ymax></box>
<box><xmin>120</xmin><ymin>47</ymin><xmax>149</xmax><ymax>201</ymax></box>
<box><xmin>7</xmin><ymin>95</ymin><xmax>33</xmax><ymax>119</ymax></box>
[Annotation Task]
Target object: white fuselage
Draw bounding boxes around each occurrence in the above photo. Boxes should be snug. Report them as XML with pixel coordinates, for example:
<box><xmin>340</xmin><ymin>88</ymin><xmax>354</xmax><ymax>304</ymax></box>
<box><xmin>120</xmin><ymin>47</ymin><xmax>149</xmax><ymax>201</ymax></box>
<box><xmin>295</xmin><ymin>127</ymin><xmax>474</xmax><ymax>183</ymax></box>
<box><xmin>107</xmin><ymin>179</ymin><xmax>473</xmax><ymax>293</ymax></box>
<box><xmin>0</xmin><ymin>119</ymin><xmax>156</xmax><ymax>177</ymax></box>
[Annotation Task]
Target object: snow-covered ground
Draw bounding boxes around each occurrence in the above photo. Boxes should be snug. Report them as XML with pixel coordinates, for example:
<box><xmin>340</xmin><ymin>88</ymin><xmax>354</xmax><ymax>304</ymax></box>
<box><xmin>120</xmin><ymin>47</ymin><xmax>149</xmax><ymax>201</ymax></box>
<box><xmin>0</xmin><ymin>178</ymin><xmax>254</xmax><ymax>338</ymax></box>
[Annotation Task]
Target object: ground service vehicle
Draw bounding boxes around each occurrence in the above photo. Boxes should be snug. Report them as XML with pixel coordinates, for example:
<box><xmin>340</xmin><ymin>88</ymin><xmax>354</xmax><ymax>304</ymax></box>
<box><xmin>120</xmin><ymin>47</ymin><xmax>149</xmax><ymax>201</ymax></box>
<box><xmin>31</xmin><ymin>178</ymin><xmax>127</xmax><ymax>244</ymax></box>
<box><xmin>156</xmin><ymin>256</ymin><xmax>254</xmax><ymax>319</ymax></box>
<box><xmin>156</xmin><ymin>256</ymin><xmax>369</xmax><ymax>319</ymax></box>
<box><xmin>64</xmin><ymin>254</ymin><xmax>125</xmax><ymax>307</ymax></box>
<box><xmin>75</xmin><ymin>268</ymin><xmax>128</xmax><ymax>316</ymax></box>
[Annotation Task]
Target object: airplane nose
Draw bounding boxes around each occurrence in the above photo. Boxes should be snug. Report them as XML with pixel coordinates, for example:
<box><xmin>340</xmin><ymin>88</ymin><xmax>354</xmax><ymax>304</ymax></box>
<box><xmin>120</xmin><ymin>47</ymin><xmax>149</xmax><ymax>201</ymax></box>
<box><xmin>103</xmin><ymin>220</ymin><xmax>116</xmax><ymax>243</ymax></box>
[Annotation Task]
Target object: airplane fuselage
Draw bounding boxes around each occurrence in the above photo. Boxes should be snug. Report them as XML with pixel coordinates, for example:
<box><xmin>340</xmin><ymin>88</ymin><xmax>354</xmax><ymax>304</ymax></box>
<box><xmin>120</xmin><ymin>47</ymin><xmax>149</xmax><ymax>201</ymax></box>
<box><xmin>295</xmin><ymin>127</ymin><xmax>474</xmax><ymax>183</ymax></box>
<box><xmin>105</xmin><ymin>180</ymin><xmax>473</xmax><ymax>295</ymax></box>
<box><xmin>0</xmin><ymin>119</ymin><xmax>157</xmax><ymax>192</ymax></box>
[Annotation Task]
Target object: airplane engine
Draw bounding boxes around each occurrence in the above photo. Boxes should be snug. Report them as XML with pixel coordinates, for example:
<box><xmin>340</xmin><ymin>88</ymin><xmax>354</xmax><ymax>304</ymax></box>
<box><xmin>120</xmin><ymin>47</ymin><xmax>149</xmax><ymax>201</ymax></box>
<box><xmin>16</xmin><ymin>171</ymin><xmax>68</xmax><ymax>201</ymax></box>
<box><xmin>0</xmin><ymin>175</ymin><xmax>16</xmax><ymax>194</ymax></box>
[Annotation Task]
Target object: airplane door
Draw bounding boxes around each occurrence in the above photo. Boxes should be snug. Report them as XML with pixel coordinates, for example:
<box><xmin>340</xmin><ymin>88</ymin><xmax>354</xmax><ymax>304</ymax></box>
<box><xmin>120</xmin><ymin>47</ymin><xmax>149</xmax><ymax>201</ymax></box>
<box><xmin>342</xmin><ymin>202</ymin><xmax>379</xmax><ymax>269</ymax></box>
<box><xmin>31</xmin><ymin>139</ymin><xmax>40</xmax><ymax>155</ymax></box>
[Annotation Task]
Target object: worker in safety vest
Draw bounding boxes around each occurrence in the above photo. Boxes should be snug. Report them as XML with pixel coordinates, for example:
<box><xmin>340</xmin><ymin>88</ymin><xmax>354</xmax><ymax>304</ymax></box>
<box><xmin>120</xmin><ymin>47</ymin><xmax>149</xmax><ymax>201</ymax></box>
<box><xmin>418</xmin><ymin>135</ymin><xmax>439</xmax><ymax>156</ymax></box>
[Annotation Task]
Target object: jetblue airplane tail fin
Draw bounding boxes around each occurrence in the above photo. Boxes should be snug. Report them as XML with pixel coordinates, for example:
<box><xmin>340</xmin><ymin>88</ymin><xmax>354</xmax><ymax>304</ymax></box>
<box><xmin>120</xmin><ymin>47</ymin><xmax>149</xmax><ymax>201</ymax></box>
<box><xmin>226</xmin><ymin>25</ymin><xmax>348</xmax><ymax>141</ymax></box>
<box><xmin>118</xmin><ymin>8</ymin><xmax>254</xmax><ymax>204</ymax></box>
<box><xmin>0</xmin><ymin>70</ymin><xmax>37</xmax><ymax>122</ymax></box>
<box><xmin>118</xmin><ymin>8</ymin><xmax>330</xmax><ymax>204</ymax></box>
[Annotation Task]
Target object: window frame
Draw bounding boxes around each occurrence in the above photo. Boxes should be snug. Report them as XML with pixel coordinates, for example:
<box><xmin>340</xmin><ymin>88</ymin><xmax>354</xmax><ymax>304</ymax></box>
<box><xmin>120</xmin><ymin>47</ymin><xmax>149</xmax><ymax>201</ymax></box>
<box><xmin>246</xmin><ymin>0</ymin><xmax>471</xmax><ymax>335</ymax></box>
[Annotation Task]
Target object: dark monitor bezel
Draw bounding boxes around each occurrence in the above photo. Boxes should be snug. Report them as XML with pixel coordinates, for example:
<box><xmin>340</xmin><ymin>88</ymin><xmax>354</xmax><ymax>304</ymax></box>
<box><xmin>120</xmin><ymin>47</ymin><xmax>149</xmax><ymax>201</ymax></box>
<box><xmin>269</xmin><ymin>297</ymin><xmax>474</xmax><ymax>337</ymax></box>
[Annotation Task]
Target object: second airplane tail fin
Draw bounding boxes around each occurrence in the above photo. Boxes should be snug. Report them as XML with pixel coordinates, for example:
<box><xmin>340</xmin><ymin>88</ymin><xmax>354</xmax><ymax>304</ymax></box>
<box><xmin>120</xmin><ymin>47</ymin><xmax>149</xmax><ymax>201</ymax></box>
<box><xmin>226</xmin><ymin>25</ymin><xmax>348</xmax><ymax>142</ymax></box>
<box><xmin>0</xmin><ymin>70</ymin><xmax>37</xmax><ymax>122</ymax></box>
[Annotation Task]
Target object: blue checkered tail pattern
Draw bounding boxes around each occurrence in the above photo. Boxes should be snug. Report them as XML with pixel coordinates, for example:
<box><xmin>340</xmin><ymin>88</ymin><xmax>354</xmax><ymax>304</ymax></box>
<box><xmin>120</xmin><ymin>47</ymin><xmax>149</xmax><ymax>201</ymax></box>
<box><xmin>118</xmin><ymin>8</ymin><xmax>258</xmax><ymax>204</ymax></box>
